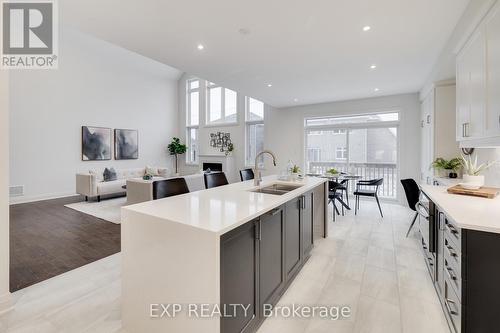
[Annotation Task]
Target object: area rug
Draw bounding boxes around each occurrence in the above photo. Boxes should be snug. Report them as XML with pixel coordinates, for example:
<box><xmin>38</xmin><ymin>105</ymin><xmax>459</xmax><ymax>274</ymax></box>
<box><xmin>64</xmin><ymin>197</ymin><xmax>126</xmax><ymax>224</ymax></box>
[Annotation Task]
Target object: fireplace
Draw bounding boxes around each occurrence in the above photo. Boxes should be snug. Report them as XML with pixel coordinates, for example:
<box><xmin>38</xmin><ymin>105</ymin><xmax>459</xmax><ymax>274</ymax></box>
<box><xmin>203</xmin><ymin>162</ymin><xmax>223</xmax><ymax>172</ymax></box>
<box><xmin>199</xmin><ymin>154</ymin><xmax>236</xmax><ymax>183</ymax></box>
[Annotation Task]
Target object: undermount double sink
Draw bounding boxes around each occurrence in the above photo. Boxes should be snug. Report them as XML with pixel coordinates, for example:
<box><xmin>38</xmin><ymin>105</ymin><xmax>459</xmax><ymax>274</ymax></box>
<box><xmin>250</xmin><ymin>183</ymin><xmax>303</xmax><ymax>195</ymax></box>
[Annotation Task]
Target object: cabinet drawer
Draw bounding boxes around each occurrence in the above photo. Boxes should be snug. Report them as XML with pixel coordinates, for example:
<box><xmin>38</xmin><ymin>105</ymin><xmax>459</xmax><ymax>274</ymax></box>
<box><xmin>421</xmin><ymin>237</ymin><xmax>435</xmax><ymax>280</ymax></box>
<box><xmin>444</xmin><ymin>234</ymin><xmax>461</xmax><ymax>272</ymax></box>
<box><xmin>444</xmin><ymin>248</ymin><xmax>461</xmax><ymax>301</ymax></box>
<box><xmin>444</xmin><ymin>274</ymin><xmax>462</xmax><ymax>333</ymax></box>
<box><xmin>444</xmin><ymin>218</ymin><xmax>461</xmax><ymax>251</ymax></box>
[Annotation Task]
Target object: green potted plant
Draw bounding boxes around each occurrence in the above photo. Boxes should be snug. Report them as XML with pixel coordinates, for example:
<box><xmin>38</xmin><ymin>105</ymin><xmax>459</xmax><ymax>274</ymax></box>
<box><xmin>431</xmin><ymin>157</ymin><xmax>462</xmax><ymax>178</ymax></box>
<box><xmin>225</xmin><ymin>143</ymin><xmax>234</xmax><ymax>156</ymax></box>
<box><xmin>290</xmin><ymin>164</ymin><xmax>301</xmax><ymax>180</ymax></box>
<box><xmin>167</xmin><ymin>137</ymin><xmax>187</xmax><ymax>176</ymax></box>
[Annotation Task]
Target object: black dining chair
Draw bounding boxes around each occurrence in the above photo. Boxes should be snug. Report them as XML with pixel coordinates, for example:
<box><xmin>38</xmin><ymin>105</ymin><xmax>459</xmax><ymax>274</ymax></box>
<box><xmin>240</xmin><ymin>168</ymin><xmax>254</xmax><ymax>181</ymax></box>
<box><xmin>204</xmin><ymin>172</ymin><xmax>229</xmax><ymax>189</ymax></box>
<box><xmin>152</xmin><ymin>178</ymin><xmax>190</xmax><ymax>200</ymax></box>
<box><xmin>400</xmin><ymin>178</ymin><xmax>421</xmax><ymax>237</ymax></box>
<box><xmin>338</xmin><ymin>179</ymin><xmax>350</xmax><ymax>205</ymax></box>
<box><xmin>353</xmin><ymin>178</ymin><xmax>384</xmax><ymax>217</ymax></box>
<box><xmin>328</xmin><ymin>181</ymin><xmax>345</xmax><ymax>221</ymax></box>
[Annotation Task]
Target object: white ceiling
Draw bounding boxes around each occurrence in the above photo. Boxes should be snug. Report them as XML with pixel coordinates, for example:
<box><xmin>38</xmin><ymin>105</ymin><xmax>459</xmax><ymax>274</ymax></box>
<box><xmin>61</xmin><ymin>0</ymin><xmax>469</xmax><ymax>108</ymax></box>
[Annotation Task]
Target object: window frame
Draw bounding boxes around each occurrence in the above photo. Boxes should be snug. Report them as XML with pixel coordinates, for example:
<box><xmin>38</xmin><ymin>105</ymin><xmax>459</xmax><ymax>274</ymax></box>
<box><xmin>303</xmin><ymin>111</ymin><xmax>401</xmax><ymax>200</ymax></box>
<box><xmin>206</xmin><ymin>82</ymin><xmax>238</xmax><ymax>126</ymax></box>
<box><xmin>245</xmin><ymin>97</ymin><xmax>265</xmax><ymax>167</ymax></box>
<box><xmin>335</xmin><ymin>147</ymin><xmax>348</xmax><ymax>160</ymax></box>
<box><xmin>186</xmin><ymin>78</ymin><xmax>200</xmax><ymax>165</ymax></box>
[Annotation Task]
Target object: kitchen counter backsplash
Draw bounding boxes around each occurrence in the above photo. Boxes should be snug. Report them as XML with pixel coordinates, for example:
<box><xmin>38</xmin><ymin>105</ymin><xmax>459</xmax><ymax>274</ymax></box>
<box><xmin>475</xmin><ymin>148</ymin><xmax>500</xmax><ymax>187</ymax></box>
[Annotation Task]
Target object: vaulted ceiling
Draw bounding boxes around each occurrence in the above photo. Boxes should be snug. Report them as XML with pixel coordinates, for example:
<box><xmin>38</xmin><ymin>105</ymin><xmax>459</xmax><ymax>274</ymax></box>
<box><xmin>61</xmin><ymin>0</ymin><xmax>469</xmax><ymax>107</ymax></box>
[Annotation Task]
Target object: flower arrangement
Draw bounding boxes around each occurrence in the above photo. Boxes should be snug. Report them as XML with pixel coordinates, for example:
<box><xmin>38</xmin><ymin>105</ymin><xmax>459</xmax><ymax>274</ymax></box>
<box><xmin>326</xmin><ymin>168</ymin><xmax>339</xmax><ymax>175</ymax></box>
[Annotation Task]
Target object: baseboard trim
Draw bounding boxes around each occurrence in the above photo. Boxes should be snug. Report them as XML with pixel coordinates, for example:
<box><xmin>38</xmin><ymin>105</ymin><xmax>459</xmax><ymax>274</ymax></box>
<box><xmin>0</xmin><ymin>292</ymin><xmax>13</xmax><ymax>315</ymax></box>
<box><xmin>9</xmin><ymin>192</ymin><xmax>80</xmax><ymax>205</ymax></box>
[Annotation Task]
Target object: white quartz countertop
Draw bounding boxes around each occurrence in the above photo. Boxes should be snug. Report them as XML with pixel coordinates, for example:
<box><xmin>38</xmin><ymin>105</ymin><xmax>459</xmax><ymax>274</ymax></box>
<box><xmin>123</xmin><ymin>175</ymin><xmax>327</xmax><ymax>235</ymax></box>
<box><xmin>421</xmin><ymin>184</ymin><xmax>500</xmax><ymax>234</ymax></box>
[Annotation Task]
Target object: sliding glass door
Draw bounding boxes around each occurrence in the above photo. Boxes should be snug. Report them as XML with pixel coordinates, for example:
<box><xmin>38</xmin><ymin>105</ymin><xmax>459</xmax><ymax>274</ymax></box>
<box><xmin>305</xmin><ymin>113</ymin><xmax>399</xmax><ymax>199</ymax></box>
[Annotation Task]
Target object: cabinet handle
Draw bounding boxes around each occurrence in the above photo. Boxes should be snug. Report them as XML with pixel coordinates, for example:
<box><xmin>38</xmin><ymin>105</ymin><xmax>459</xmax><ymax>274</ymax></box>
<box><xmin>256</xmin><ymin>220</ymin><xmax>262</xmax><ymax>240</ymax></box>
<box><xmin>269</xmin><ymin>208</ymin><xmax>280</xmax><ymax>216</ymax></box>
<box><xmin>426</xmin><ymin>115</ymin><xmax>431</xmax><ymax>124</ymax></box>
<box><xmin>462</xmin><ymin>123</ymin><xmax>466</xmax><ymax>137</ymax></box>
<box><xmin>445</xmin><ymin>298</ymin><xmax>459</xmax><ymax>316</ymax></box>
<box><xmin>446</xmin><ymin>243</ymin><xmax>458</xmax><ymax>258</ymax></box>
<box><xmin>302</xmin><ymin>195</ymin><xmax>306</xmax><ymax>209</ymax></box>
<box><xmin>446</xmin><ymin>223</ymin><xmax>459</xmax><ymax>238</ymax></box>
<box><xmin>446</xmin><ymin>266</ymin><xmax>457</xmax><ymax>281</ymax></box>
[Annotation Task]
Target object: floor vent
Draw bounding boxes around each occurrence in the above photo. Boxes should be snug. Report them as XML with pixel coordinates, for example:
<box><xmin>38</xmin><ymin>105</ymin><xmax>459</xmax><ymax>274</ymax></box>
<box><xmin>9</xmin><ymin>185</ymin><xmax>24</xmax><ymax>197</ymax></box>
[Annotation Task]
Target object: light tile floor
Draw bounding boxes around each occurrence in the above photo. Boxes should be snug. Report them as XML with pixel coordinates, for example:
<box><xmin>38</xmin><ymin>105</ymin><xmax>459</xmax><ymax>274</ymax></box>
<box><xmin>0</xmin><ymin>200</ymin><xmax>450</xmax><ymax>333</ymax></box>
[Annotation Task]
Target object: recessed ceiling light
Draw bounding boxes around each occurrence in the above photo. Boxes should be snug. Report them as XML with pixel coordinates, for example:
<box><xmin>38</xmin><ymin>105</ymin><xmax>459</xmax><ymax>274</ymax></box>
<box><xmin>293</xmin><ymin>98</ymin><xmax>299</xmax><ymax>102</ymax></box>
<box><xmin>374</xmin><ymin>88</ymin><xmax>380</xmax><ymax>92</ymax></box>
<box><xmin>370</xmin><ymin>64</ymin><xmax>377</xmax><ymax>69</ymax></box>
<box><xmin>363</xmin><ymin>26</ymin><xmax>371</xmax><ymax>32</ymax></box>
<box><xmin>267</xmin><ymin>84</ymin><xmax>273</xmax><ymax>87</ymax></box>
<box><xmin>238</xmin><ymin>28</ymin><xmax>251</xmax><ymax>35</ymax></box>
<box><xmin>197</xmin><ymin>44</ymin><xmax>204</xmax><ymax>50</ymax></box>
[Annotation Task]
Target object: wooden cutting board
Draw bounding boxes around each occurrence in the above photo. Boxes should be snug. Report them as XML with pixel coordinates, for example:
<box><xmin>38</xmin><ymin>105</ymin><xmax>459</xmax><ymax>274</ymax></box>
<box><xmin>447</xmin><ymin>185</ymin><xmax>500</xmax><ymax>199</ymax></box>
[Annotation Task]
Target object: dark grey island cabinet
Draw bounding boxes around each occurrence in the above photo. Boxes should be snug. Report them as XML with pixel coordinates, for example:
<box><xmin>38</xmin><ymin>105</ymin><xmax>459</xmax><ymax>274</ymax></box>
<box><xmin>220</xmin><ymin>189</ymin><xmax>319</xmax><ymax>333</ymax></box>
<box><xmin>422</xmin><ymin>198</ymin><xmax>500</xmax><ymax>333</ymax></box>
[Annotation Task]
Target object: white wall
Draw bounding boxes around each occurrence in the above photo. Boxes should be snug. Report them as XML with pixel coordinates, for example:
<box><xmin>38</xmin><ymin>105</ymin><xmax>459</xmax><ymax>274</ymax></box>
<box><xmin>178</xmin><ymin>74</ymin><xmax>274</xmax><ymax>177</ymax></box>
<box><xmin>9</xmin><ymin>28</ymin><xmax>181</xmax><ymax>203</ymax></box>
<box><xmin>264</xmin><ymin>93</ymin><xmax>421</xmax><ymax>202</ymax></box>
<box><xmin>0</xmin><ymin>68</ymin><xmax>12</xmax><ymax>311</ymax></box>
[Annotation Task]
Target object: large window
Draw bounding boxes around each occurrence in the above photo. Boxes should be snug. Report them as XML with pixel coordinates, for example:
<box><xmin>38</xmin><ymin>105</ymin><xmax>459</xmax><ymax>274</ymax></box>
<box><xmin>305</xmin><ymin>112</ymin><xmax>399</xmax><ymax>199</ymax></box>
<box><xmin>246</xmin><ymin>97</ymin><xmax>265</xmax><ymax>166</ymax></box>
<box><xmin>186</xmin><ymin>79</ymin><xmax>199</xmax><ymax>164</ymax></box>
<box><xmin>206</xmin><ymin>82</ymin><xmax>237</xmax><ymax>125</ymax></box>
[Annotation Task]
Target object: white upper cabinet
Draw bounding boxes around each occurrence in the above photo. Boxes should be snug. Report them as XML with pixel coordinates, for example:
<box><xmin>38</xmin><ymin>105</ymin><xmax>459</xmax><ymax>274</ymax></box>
<box><xmin>485</xmin><ymin>4</ymin><xmax>500</xmax><ymax>136</ymax></box>
<box><xmin>456</xmin><ymin>1</ymin><xmax>500</xmax><ymax>147</ymax></box>
<box><xmin>456</xmin><ymin>29</ymin><xmax>486</xmax><ymax>141</ymax></box>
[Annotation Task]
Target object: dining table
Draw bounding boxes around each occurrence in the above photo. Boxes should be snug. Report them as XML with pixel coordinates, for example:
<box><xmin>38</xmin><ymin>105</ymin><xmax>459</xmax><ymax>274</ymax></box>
<box><xmin>307</xmin><ymin>173</ymin><xmax>363</xmax><ymax>211</ymax></box>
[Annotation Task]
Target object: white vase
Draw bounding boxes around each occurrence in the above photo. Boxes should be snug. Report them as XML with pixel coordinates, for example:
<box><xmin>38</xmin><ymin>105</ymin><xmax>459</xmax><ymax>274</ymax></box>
<box><xmin>463</xmin><ymin>174</ymin><xmax>485</xmax><ymax>186</ymax></box>
<box><xmin>291</xmin><ymin>173</ymin><xmax>299</xmax><ymax>181</ymax></box>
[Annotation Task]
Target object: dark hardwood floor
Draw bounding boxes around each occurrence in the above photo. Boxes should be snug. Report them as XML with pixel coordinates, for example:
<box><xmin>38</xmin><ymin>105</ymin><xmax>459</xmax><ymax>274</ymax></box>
<box><xmin>9</xmin><ymin>196</ymin><xmax>121</xmax><ymax>292</ymax></box>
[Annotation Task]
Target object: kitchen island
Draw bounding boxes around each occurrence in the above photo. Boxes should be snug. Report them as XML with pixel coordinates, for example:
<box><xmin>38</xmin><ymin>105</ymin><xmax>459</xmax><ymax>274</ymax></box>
<box><xmin>121</xmin><ymin>175</ymin><xmax>328</xmax><ymax>333</ymax></box>
<box><xmin>419</xmin><ymin>184</ymin><xmax>500</xmax><ymax>333</ymax></box>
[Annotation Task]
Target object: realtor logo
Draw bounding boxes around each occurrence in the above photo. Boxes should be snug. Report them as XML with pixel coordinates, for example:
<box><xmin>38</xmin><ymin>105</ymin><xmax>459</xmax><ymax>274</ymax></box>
<box><xmin>1</xmin><ymin>0</ymin><xmax>58</xmax><ymax>69</ymax></box>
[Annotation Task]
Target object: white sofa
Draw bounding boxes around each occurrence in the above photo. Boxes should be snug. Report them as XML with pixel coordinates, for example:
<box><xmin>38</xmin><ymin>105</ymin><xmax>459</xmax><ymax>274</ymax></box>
<box><xmin>76</xmin><ymin>167</ymin><xmax>169</xmax><ymax>201</ymax></box>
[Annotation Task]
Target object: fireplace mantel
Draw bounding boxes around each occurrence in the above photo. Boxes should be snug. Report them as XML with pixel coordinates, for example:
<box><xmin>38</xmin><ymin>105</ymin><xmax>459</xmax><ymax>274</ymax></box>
<box><xmin>199</xmin><ymin>154</ymin><xmax>236</xmax><ymax>183</ymax></box>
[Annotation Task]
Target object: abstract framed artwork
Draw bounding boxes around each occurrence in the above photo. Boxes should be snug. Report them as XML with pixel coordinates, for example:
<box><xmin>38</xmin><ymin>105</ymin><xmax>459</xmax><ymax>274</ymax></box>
<box><xmin>81</xmin><ymin>126</ymin><xmax>112</xmax><ymax>161</ymax></box>
<box><xmin>115</xmin><ymin>129</ymin><xmax>139</xmax><ymax>160</ymax></box>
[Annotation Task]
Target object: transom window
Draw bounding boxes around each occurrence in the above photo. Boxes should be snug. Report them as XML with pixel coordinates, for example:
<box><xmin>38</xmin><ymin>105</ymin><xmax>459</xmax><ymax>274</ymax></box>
<box><xmin>206</xmin><ymin>82</ymin><xmax>237</xmax><ymax>125</ymax></box>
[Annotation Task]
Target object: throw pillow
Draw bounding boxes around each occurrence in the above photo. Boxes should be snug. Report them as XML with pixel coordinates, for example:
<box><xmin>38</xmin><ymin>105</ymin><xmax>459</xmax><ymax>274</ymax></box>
<box><xmin>145</xmin><ymin>166</ymin><xmax>159</xmax><ymax>176</ymax></box>
<box><xmin>158</xmin><ymin>168</ymin><xmax>169</xmax><ymax>177</ymax></box>
<box><xmin>103</xmin><ymin>167</ymin><xmax>117</xmax><ymax>182</ymax></box>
